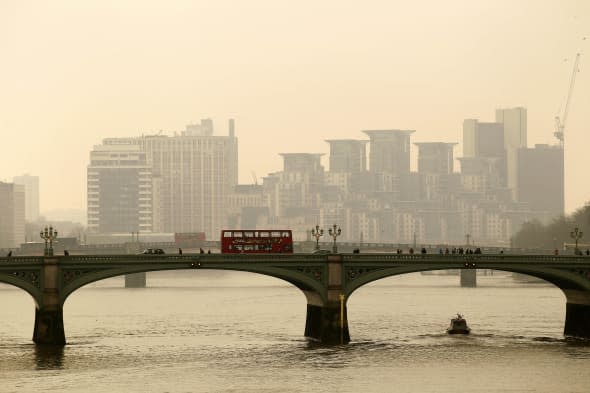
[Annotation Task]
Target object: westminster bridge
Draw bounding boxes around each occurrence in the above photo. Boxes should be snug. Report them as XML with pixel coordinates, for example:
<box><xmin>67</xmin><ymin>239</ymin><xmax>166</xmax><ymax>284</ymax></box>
<box><xmin>1</xmin><ymin>252</ymin><xmax>590</xmax><ymax>345</ymax></box>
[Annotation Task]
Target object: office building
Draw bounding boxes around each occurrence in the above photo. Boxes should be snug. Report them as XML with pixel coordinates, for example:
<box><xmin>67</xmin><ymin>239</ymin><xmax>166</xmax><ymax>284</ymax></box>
<box><xmin>87</xmin><ymin>119</ymin><xmax>238</xmax><ymax>239</ymax></box>
<box><xmin>140</xmin><ymin>122</ymin><xmax>238</xmax><ymax>237</ymax></box>
<box><xmin>13</xmin><ymin>174</ymin><xmax>40</xmax><ymax>222</ymax></box>
<box><xmin>0</xmin><ymin>182</ymin><xmax>25</xmax><ymax>249</ymax></box>
<box><xmin>87</xmin><ymin>141</ymin><xmax>153</xmax><ymax>233</ymax></box>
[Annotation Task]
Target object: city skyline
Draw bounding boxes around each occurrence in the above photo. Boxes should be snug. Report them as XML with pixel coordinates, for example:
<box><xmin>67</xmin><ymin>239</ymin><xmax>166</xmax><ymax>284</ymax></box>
<box><xmin>1</xmin><ymin>1</ymin><xmax>589</xmax><ymax>214</ymax></box>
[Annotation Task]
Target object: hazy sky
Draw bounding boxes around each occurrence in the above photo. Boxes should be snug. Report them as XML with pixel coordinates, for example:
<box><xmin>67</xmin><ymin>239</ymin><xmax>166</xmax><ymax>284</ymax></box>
<box><xmin>1</xmin><ymin>0</ymin><xmax>589</xmax><ymax>214</ymax></box>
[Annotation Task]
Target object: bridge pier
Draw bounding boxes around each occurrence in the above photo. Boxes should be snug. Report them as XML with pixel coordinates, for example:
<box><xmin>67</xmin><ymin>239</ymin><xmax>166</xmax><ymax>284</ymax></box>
<box><xmin>125</xmin><ymin>243</ymin><xmax>146</xmax><ymax>288</ymax></box>
<box><xmin>564</xmin><ymin>303</ymin><xmax>590</xmax><ymax>338</ymax></box>
<box><xmin>33</xmin><ymin>307</ymin><xmax>66</xmax><ymax>345</ymax></box>
<box><xmin>125</xmin><ymin>272</ymin><xmax>146</xmax><ymax>288</ymax></box>
<box><xmin>460</xmin><ymin>269</ymin><xmax>476</xmax><ymax>287</ymax></box>
<box><xmin>33</xmin><ymin>257</ymin><xmax>66</xmax><ymax>345</ymax></box>
<box><xmin>304</xmin><ymin>304</ymin><xmax>350</xmax><ymax>344</ymax></box>
<box><xmin>303</xmin><ymin>255</ymin><xmax>350</xmax><ymax>344</ymax></box>
<box><xmin>562</xmin><ymin>290</ymin><xmax>590</xmax><ymax>339</ymax></box>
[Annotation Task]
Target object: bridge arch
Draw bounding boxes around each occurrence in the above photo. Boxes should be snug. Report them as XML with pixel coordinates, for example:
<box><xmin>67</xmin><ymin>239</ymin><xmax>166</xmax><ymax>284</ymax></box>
<box><xmin>59</xmin><ymin>256</ymin><xmax>328</xmax><ymax>306</ymax></box>
<box><xmin>344</xmin><ymin>265</ymin><xmax>590</xmax><ymax>299</ymax></box>
<box><xmin>0</xmin><ymin>257</ymin><xmax>43</xmax><ymax>307</ymax></box>
<box><xmin>0</xmin><ymin>277</ymin><xmax>41</xmax><ymax>308</ymax></box>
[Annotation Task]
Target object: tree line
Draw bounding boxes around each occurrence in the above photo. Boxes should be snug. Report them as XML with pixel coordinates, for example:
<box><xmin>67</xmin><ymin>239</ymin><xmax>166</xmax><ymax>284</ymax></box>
<box><xmin>511</xmin><ymin>203</ymin><xmax>590</xmax><ymax>250</ymax></box>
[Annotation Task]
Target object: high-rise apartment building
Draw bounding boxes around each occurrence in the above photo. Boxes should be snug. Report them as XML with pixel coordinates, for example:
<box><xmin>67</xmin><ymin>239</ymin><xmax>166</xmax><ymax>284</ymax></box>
<box><xmin>363</xmin><ymin>130</ymin><xmax>414</xmax><ymax>197</ymax></box>
<box><xmin>272</xmin><ymin>153</ymin><xmax>324</xmax><ymax>214</ymax></box>
<box><xmin>12</xmin><ymin>174</ymin><xmax>40</xmax><ymax>222</ymax></box>
<box><xmin>462</xmin><ymin>120</ymin><xmax>505</xmax><ymax>159</ymax></box>
<box><xmin>87</xmin><ymin>141</ymin><xmax>153</xmax><ymax>234</ymax></box>
<box><xmin>325</xmin><ymin>139</ymin><xmax>368</xmax><ymax>173</ymax></box>
<box><xmin>0</xmin><ymin>182</ymin><xmax>25</xmax><ymax>248</ymax></box>
<box><xmin>496</xmin><ymin>107</ymin><xmax>527</xmax><ymax>199</ymax></box>
<box><xmin>415</xmin><ymin>142</ymin><xmax>457</xmax><ymax>174</ymax></box>
<box><xmin>517</xmin><ymin>144</ymin><xmax>564</xmax><ymax>222</ymax></box>
<box><xmin>415</xmin><ymin>142</ymin><xmax>457</xmax><ymax>201</ymax></box>
<box><xmin>363</xmin><ymin>130</ymin><xmax>414</xmax><ymax>175</ymax></box>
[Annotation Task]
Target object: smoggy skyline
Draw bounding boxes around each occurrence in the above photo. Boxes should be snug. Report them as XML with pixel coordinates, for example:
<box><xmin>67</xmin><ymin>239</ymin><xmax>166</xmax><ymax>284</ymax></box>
<box><xmin>1</xmin><ymin>1</ymin><xmax>589</xmax><ymax>214</ymax></box>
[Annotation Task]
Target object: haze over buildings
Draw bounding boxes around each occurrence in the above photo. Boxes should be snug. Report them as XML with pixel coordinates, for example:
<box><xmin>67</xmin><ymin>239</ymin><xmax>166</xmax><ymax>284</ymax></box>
<box><xmin>0</xmin><ymin>1</ymin><xmax>589</xmax><ymax>217</ymax></box>
<box><xmin>75</xmin><ymin>108</ymin><xmax>563</xmax><ymax>248</ymax></box>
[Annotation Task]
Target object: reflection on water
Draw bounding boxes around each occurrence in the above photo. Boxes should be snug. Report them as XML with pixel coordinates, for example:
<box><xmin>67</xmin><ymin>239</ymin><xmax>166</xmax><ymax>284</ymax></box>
<box><xmin>34</xmin><ymin>345</ymin><xmax>64</xmax><ymax>370</ymax></box>
<box><xmin>1</xmin><ymin>272</ymin><xmax>590</xmax><ymax>392</ymax></box>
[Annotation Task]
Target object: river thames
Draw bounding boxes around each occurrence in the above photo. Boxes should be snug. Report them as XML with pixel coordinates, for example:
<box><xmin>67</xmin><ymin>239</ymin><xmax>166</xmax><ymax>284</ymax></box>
<box><xmin>1</xmin><ymin>271</ymin><xmax>590</xmax><ymax>392</ymax></box>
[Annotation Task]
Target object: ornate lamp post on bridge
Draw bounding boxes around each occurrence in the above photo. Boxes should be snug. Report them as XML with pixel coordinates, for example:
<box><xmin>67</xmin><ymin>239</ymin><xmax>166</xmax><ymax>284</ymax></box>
<box><xmin>570</xmin><ymin>226</ymin><xmax>583</xmax><ymax>255</ymax></box>
<box><xmin>40</xmin><ymin>226</ymin><xmax>58</xmax><ymax>257</ymax></box>
<box><xmin>311</xmin><ymin>225</ymin><xmax>324</xmax><ymax>251</ymax></box>
<box><xmin>328</xmin><ymin>224</ymin><xmax>342</xmax><ymax>254</ymax></box>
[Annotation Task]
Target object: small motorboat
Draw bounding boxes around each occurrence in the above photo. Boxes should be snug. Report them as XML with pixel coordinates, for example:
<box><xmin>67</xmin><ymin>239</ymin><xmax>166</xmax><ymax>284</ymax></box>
<box><xmin>447</xmin><ymin>313</ymin><xmax>471</xmax><ymax>334</ymax></box>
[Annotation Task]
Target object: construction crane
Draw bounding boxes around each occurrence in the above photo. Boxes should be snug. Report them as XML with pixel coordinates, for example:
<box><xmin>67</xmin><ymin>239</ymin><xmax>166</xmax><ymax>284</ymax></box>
<box><xmin>554</xmin><ymin>53</ymin><xmax>581</xmax><ymax>146</ymax></box>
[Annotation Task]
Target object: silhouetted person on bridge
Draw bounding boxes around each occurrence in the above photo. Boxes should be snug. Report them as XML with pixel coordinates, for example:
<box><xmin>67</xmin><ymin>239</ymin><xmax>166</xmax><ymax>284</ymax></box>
<box><xmin>353</xmin><ymin>248</ymin><xmax>360</xmax><ymax>254</ymax></box>
<box><xmin>179</xmin><ymin>248</ymin><xmax>183</xmax><ymax>255</ymax></box>
<box><xmin>6</xmin><ymin>251</ymin><xmax>12</xmax><ymax>257</ymax></box>
<box><xmin>200</xmin><ymin>248</ymin><xmax>204</xmax><ymax>254</ymax></box>
<box><xmin>64</xmin><ymin>250</ymin><xmax>69</xmax><ymax>256</ymax></box>
<box><xmin>421</xmin><ymin>247</ymin><xmax>427</xmax><ymax>254</ymax></box>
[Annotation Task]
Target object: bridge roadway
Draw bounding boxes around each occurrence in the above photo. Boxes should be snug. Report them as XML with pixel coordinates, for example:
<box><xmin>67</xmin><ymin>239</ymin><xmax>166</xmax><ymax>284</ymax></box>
<box><xmin>1</xmin><ymin>253</ymin><xmax>590</xmax><ymax>345</ymax></box>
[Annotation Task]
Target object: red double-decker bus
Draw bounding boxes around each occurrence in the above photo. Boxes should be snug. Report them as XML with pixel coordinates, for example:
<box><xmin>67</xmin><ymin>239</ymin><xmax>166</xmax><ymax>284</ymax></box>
<box><xmin>220</xmin><ymin>229</ymin><xmax>293</xmax><ymax>253</ymax></box>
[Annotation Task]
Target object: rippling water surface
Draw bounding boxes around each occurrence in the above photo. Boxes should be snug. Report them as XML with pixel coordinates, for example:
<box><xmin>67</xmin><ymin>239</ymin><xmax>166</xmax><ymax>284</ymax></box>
<box><xmin>2</xmin><ymin>271</ymin><xmax>590</xmax><ymax>392</ymax></box>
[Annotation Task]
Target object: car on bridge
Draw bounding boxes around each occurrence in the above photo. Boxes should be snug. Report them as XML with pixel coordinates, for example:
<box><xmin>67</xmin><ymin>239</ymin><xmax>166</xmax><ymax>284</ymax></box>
<box><xmin>141</xmin><ymin>248</ymin><xmax>165</xmax><ymax>255</ymax></box>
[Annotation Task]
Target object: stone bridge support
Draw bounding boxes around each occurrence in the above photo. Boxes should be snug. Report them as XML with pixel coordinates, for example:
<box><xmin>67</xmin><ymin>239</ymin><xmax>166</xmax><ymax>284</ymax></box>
<box><xmin>303</xmin><ymin>255</ymin><xmax>350</xmax><ymax>344</ymax></box>
<box><xmin>125</xmin><ymin>242</ymin><xmax>146</xmax><ymax>288</ymax></box>
<box><xmin>460</xmin><ymin>269</ymin><xmax>476</xmax><ymax>287</ymax></box>
<box><xmin>33</xmin><ymin>257</ymin><xmax>66</xmax><ymax>345</ymax></box>
<box><xmin>563</xmin><ymin>290</ymin><xmax>590</xmax><ymax>338</ymax></box>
